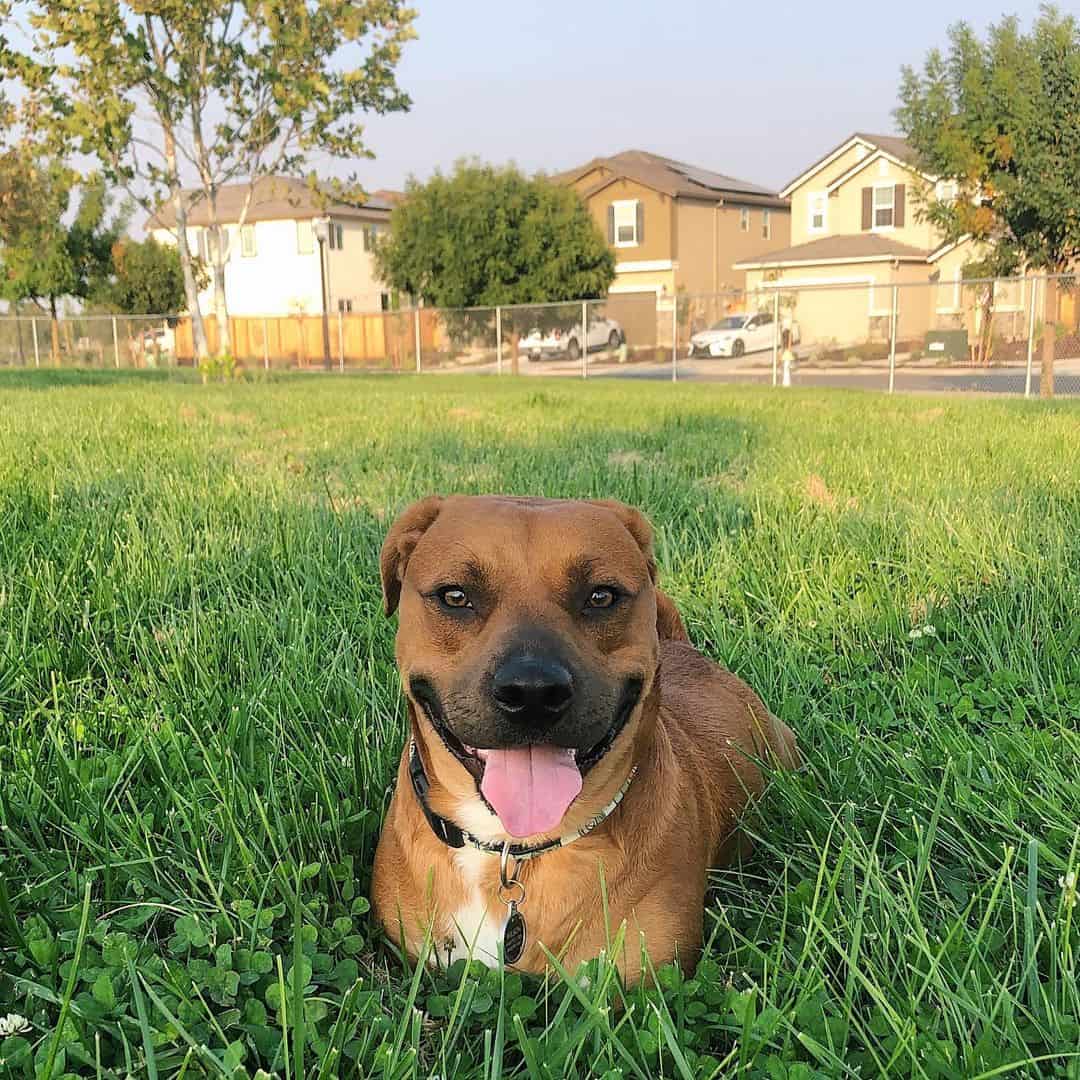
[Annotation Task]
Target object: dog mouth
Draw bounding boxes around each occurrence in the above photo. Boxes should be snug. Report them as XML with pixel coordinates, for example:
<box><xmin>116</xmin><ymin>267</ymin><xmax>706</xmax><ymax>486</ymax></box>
<box><xmin>409</xmin><ymin>677</ymin><xmax>643</xmax><ymax>838</ymax></box>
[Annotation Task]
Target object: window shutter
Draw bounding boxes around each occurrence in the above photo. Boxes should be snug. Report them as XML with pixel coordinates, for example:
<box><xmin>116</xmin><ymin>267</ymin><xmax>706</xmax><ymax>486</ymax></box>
<box><xmin>635</xmin><ymin>201</ymin><xmax>644</xmax><ymax>244</ymax></box>
<box><xmin>861</xmin><ymin>187</ymin><xmax>873</xmax><ymax>230</ymax></box>
<box><xmin>894</xmin><ymin>184</ymin><xmax>905</xmax><ymax>228</ymax></box>
<box><xmin>607</xmin><ymin>205</ymin><xmax>615</xmax><ymax>244</ymax></box>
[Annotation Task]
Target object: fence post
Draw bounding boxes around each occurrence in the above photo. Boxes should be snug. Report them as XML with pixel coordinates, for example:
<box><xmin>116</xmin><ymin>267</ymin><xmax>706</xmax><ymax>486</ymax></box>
<box><xmin>338</xmin><ymin>310</ymin><xmax>345</xmax><ymax>373</ymax></box>
<box><xmin>262</xmin><ymin>317</ymin><xmax>270</xmax><ymax>370</ymax></box>
<box><xmin>112</xmin><ymin>315</ymin><xmax>120</xmax><ymax>368</ymax></box>
<box><xmin>671</xmin><ymin>298</ymin><xmax>678</xmax><ymax>383</ymax></box>
<box><xmin>496</xmin><ymin>306</ymin><xmax>503</xmax><ymax>376</ymax></box>
<box><xmin>32</xmin><ymin>318</ymin><xmax>40</xmax><ymax>368</ymax></box>
<box><xmin>581</xmin><ymin>301</ymin><xmax>588</xmax><ymax>379</ymax></box>
<box><xmin>771</xmin><ymin>291</ymin><xmax>779</xmax><ymax>386</ymax></box>
<box><xmin>414</xmin><ymin>308</ymin><xmax>422</xmax><ymax>373</ymax></box>
<box><xmin>1024</xmin><ymin>275</ymin><xmax>1037</xmax><ymax>399</ymax></box>
<box><xmin>162</xmin><ymin>319</ymin><xmax>171</xmax><ymax>367</ymax></box>
<box><xmin>888</xmin><ymin>285</ymin><xmax>899</xmax><ymax>394</ymax></box>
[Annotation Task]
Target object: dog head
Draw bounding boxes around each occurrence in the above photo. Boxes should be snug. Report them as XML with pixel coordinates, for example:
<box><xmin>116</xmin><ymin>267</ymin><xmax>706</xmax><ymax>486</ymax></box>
<box><xmin>381</xmin><ymin>495</ymin><xmax>686</xmax><ymax>839</ymax></box>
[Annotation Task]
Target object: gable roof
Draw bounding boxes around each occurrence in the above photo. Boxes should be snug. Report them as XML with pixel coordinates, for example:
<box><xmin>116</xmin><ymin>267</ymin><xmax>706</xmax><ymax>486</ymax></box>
<box><xmin>558</xmin><ymin>149</ymin><xmax>788</xmax><ymax>209</ymax></box>
<box><xmin>148</xmin><ymin>175</ymin><xmax>394</xmax><ymax>230</ymax></box>
<box><xmin>734</xmin><ymin>233</ymin><xmax>930</xmax><ymax>269</ymax></box>
<box><xmin>780</xmin><ymin>133</ymin><xmax>921</xmax><ymax>198</ymax></box>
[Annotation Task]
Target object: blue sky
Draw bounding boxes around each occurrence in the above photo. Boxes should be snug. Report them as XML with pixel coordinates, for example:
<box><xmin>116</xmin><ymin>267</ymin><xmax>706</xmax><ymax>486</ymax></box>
<box><xmin>349</xmin><ymin>0</ymin><xmax>1043</xmax><ymax>193</ymax></box>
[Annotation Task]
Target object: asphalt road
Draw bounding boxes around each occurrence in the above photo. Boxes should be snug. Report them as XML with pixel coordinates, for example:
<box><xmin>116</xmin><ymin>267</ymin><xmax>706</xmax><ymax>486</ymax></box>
<box><xmin>461</xmin><ymin>352</ymin><xmax>1080</xmax><ymax>395</ymax></box>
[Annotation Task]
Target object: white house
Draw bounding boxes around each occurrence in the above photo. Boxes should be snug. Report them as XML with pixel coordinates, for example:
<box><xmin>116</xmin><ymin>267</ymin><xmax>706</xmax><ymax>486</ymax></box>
<box><xmin>148</xmin><ymin>176</ymin><xmax>398</xmax><ymax>317</ymax></box>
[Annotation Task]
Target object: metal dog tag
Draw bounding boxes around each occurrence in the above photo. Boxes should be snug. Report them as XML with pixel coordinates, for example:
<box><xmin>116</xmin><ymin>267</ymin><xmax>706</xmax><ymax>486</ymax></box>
<box><xmin>503</xmin><ymin>903</ymin><xmax>527</xmax><ymax>965</ymax></box>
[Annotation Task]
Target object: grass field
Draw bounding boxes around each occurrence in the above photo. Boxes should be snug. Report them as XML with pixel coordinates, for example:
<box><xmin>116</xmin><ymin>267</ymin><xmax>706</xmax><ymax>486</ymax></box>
<box><xmin>1</xmin><ymin>370</ymin><xmax>1078</xmax><ymax>1080</ymax></box>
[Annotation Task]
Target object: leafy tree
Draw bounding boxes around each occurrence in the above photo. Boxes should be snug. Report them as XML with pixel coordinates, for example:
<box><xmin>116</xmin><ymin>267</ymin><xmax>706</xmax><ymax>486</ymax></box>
<box><xmin>0</xmin><ymin>150</ymin><xmax>123</xmax><ymax>360</ymax></box>
<box><xmin>98</xmin><ymin>237</ymin><xmax>198</xmax><ymax>316</ymax></box>
<box><xmin>376</xmin><ymin>162</ymin><xmax>616</xmax><ymax>373</ymax></box>
<box><xmin>1</xmin><ymin>0</ymin><xmax>416</xmax><ymax>358</ymax></box>
<box><xmin>897</xmin><ymin>7</ymin><xmax>1080</xmax><ymax>396</ymax></box>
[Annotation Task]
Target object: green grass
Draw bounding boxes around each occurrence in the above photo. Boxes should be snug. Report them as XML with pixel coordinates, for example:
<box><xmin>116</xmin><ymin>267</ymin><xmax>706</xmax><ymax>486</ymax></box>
<box><xmin>1</xmin><ymin>370</ymin><xmax>1079</xmax><ymax>1080</ymax></box>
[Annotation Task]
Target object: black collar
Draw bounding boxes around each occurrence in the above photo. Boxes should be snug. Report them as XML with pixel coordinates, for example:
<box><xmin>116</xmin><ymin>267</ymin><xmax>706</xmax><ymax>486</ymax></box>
<box><xmin>407</xmin><ymin>740</ymin><xmax>638</xmax><ymax>860</ymax></box>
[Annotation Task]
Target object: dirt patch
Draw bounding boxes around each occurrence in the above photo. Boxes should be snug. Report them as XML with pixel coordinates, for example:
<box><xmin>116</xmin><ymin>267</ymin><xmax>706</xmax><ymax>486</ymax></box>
<box><xmin>608</xmin><ymin>450</ymin><xmax>645</xmax><ymax>468</ymax></box>
<box><xmin>447</xmin><ymin>407</ymin><xmax>485</xmax><ymax>422</ymax></box>
<box><xmin>913</xmin><ymin>407</ymin><xmax>946</xmax><ymax>423</ymax></box>
<box><xmin>178</xmin><ymin>404</ymin><xmax>198</xmax><ymax>423</ymax></box>
<box><xmin>214</xmin><ymin>411</ymin><xmax>255</xmax><ymax>427</ymax></box>
<box><xmin>804</xmin><ymin>474</ymin><xmax>857</xmax><ymax>511</ymax></box>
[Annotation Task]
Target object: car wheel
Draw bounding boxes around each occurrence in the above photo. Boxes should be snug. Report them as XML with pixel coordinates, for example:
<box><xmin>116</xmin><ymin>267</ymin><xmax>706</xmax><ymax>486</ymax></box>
<box><xmin>607</xmin><ymin>330</ymin><xmax>621</xmax><ymax>350</ymax></box>
<box><xmin>566</xmin><ymin>338</ymin><xmax>580</xmax><ymax>362</ymax></box>
<box><xmin>731</xmin><ymin>339</ymin><xmax>745</xmax><ymax>358</ymax></box>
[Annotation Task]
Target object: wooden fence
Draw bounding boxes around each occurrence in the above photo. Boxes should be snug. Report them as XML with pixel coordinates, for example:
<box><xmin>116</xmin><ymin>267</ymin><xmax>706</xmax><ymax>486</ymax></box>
<box><xmin>175</xmin><ymin>311</ymin><xmax>435</xmax><ymax>368</ymax></box>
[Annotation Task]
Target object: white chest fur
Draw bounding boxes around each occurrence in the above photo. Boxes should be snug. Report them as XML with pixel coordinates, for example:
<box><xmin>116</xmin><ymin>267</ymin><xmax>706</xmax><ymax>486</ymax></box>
<box><xmin>442</xmin><ymin>846</ymin><xmax>506</xmax><ymax>966</ymax></box>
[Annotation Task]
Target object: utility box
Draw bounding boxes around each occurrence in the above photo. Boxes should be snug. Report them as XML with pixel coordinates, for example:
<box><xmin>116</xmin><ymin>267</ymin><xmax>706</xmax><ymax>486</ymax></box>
<box><xmin>925</xmin><ymin>328</ymin><xmax>969</xmax><ymax>361</ymax></box>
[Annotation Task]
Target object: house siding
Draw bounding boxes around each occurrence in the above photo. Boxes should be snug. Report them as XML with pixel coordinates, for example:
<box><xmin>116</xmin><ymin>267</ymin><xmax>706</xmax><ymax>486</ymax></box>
<box><xmin>577</xmin><ymin>176</ymin><xmax>674</xmax><ymax>266</ymax></box>
<box><xmin>152</xmin><ymin>214</ymin><xmax>387</xmax><ymax>317</ymax></box>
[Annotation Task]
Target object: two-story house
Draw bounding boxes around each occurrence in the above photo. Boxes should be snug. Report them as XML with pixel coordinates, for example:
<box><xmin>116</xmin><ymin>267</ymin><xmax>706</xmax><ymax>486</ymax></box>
<box><xmin>556</xmin><ymin>149</ymin><xmax>791</xmax><ymax>300</ymax></box>
<box><xmin>148</xmin><ymin>176</ymin><xmax>394</xmax><ymax>318</ymax></box>
<box><xmin>734</xmin><ymin>133</ymin><xmax>990</xmax><ymax>346</ymax></box>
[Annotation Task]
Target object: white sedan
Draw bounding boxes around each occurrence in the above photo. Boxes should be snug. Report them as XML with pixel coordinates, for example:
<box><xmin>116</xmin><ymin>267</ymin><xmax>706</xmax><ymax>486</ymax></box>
<box><xmin>688</xmin><ymin>312</ymin><xmax>789</xmax><ymax>359</ymax></box>
<box><xmin>520</xmin><ymin>317</ymin><xmax>624</xmax><ymax>362</ymax></box>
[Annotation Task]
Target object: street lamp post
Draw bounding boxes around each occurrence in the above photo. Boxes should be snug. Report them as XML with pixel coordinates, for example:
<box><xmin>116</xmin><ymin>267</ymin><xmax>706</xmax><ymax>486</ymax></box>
<box><xmin>312</xmin><ymin>216</ymin><xmax>333</xmax><ymax>370</ymax></box>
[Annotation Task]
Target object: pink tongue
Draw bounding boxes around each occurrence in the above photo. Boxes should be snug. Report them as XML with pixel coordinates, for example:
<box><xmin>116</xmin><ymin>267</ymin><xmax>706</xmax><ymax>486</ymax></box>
<box><xmin>478</xmin><ymin>745</ymin><xmax>583</xmax><ymax>837</ymax></box>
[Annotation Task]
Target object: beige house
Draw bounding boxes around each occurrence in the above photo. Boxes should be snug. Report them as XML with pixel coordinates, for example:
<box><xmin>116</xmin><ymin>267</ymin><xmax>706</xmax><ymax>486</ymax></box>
<box><xmin>735</xmin><ymin>133</ymin><xmax>995</xmax><ymax>349</ymax></box>
<box><xmin>556</xmin><ymin>150</ymin><xmax>791</xmax><ymax>300</ymax></box>
<box><xmin>149</xmin><ymin>176</ymin><xmax>394</xmax><ymax>318</ymax></box>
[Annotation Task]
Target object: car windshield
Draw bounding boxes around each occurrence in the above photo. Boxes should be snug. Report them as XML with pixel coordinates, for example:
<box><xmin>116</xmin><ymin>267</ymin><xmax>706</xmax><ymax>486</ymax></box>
<box><xmin>709</xmin><ymin>316</ymin><xmax>747</xmax><ymax>331</ymax></box>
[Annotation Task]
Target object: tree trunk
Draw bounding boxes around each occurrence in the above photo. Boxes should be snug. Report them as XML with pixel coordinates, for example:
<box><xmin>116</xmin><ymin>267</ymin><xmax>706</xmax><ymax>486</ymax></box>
<box><xmin>210</xmin><ymin>223</ymin><xmax>232</xmax><ymax>357</ymax></box>
<box><xmin>163</xmin><ymin>128</ymin><xmax>209</xmax><ymax>363</ymax></box>
<box><xmin>1040</xmin><ymin>276</ymin><xmax>1056</xmax><ymax>399</ymax></box>
<box><xmin>15</xmin><ymin>309</ymin><xmax>25</xmax><ymax>366</ymax></box>
<box><xmin>48</xmin><ymin>295</ymin><xmax>60</xmax><ymax>364</ymax></box>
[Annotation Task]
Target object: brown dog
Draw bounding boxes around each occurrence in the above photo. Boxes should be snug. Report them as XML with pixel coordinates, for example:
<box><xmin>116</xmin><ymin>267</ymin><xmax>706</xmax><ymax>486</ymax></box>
<box><xmin>372</xmin><ymin>495</ymin><xmax>797</xmax><ymax>982</ymax></box>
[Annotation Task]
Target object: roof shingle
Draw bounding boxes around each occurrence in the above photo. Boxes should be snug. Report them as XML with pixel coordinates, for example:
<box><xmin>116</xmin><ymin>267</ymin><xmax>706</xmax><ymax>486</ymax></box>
<box><xmin>148</xmin><ymin>175</ymin><xmax>393</xmax><ymax>230</ymax></box>
<box><xmin>734</xmin><ymin>233</ymin><xmax>929</xmax><ymax>268</ymax></box>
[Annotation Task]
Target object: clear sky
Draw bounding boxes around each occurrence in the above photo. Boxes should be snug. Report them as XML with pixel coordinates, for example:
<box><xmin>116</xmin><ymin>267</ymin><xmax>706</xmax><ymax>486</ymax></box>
<box><xmin>344</xmin><ymin>0</ymin><xmax>1044</xmax><ymax>194</ymax></box>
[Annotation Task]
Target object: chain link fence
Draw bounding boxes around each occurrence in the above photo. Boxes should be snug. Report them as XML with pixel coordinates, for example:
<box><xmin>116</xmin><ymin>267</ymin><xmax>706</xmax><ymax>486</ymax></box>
<box><xmin>3</xmin><ymin>275</ymin><xmax>1078</xmax><ymax>395</ymax></box>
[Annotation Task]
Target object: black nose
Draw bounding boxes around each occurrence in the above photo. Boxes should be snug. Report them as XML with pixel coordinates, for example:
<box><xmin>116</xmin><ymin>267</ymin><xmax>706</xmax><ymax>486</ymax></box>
<box><xmin>491</xmin><ymin>655</ymin><xmax>574</xmax><ymax>719</ymax></box>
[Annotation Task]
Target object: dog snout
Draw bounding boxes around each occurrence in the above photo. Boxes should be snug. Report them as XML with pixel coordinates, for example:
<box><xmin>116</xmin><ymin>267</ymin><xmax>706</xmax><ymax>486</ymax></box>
<box><xmin>491</xmin><ymin>654</ymin><xmax>574</xmax><ymax>720</ymax></box>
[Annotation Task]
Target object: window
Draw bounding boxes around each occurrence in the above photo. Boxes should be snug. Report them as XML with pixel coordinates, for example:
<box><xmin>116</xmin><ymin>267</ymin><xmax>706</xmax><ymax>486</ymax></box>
<box><xmin>762</xmin><ymin>210</ymin><xmax>772</xmax><ymax>239</ymax></box>
<box><xmin>739</xmin><ymin>208</ymin><xmax>750</xmax><ymax>232</ymax></box>
<box><xmin>808</xmin><ymin>192</ymin><xmax>827</xmax><ymax>233</ymax></box>
<box><xmin>362</xmin><ymin>224</ymin><xmax>382</xmax><ymax>252</ymax></box>
<box><xmin>328</xmin><ymin>222</ymin><xmax>344</xmax><ymax>250</ymax></box>
<box><xmin>240</xmin><ymin>223</ymin><xmax>256</xmax><ymax>258</ymax></box>
<box><xmin>337</xmin><ymin>298</ymin><xmax>354</xmax><ymax>313</ymax></box>
<box><xmin>993</xmin><ymin>277</ymin><xmax>1024</xmax><ymax>312</ymax></box>
<box><xmin>936</xmin><ymin>180</ymin><xmax>958</xmax><ymax>203</ymax></box>
<box><xmin>297</xmin><ymin>221</ymin><xmax>314</xmax><ymax>255</ymax></box>
<box><xmin>380</xmin><ymin>292</ymin><xmax>391</xmax><ymax>312</ymax></box>
<box><xmin>611</xmin><ymin>200</ymin><xmax>640</xmax><ymax>247</ymax></box>
<box><xmin>935</xmin><ymin>278</ymin><xmax>961</xmax><ymax>314</ymax></box>
<box><xmin>873</xmin><ymin>185</ymin><xmax>895</xmax><ymax>229</ymax></box>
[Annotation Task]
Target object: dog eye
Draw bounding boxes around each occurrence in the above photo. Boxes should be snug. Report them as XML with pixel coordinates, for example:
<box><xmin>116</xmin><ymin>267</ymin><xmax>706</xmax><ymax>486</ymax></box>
<box><xmin>438</xmin><ymin>587</ymin><xmax>471</xmax><ymax>609</ymax></box>
<box><xmin>586</xmin><ymin>587</ymin><xmax>618</xmax><ymax>610</ymax></box>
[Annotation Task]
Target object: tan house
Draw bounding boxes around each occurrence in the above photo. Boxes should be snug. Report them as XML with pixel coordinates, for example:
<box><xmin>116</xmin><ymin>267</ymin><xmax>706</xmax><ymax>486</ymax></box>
<box><xmin>557</xmin><ymin>149</ymin><xmax>791</xmax><ymax>300</ymax></box>
<box><xmin>734</xmin><ymin>133</ymin><xmax>997</xmax><ymax>349</ymax></box>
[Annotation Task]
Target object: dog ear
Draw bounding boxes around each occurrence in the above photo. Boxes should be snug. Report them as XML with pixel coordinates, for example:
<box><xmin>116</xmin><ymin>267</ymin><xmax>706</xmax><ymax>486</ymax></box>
<box><xmin>587</xmin><ymin>499</ymin><xmax>658</xmax><ymax>582</ymax></box>
<box><xmin>589</xmin><ymin>499</ymin><xmax>689</xmax><ymax>642</ymax></box>
<box><xmin>380</xmin><ymin>496</ymin><xmax>444</xmax><ymax>616</ymax></box>
<box><xmin>654</xmin><ymin>589</ymin><xmax>690</xmax><ymax>643</ymax></box>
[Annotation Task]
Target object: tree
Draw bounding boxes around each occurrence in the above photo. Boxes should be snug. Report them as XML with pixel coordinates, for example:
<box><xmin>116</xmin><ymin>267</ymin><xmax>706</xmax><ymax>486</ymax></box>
<box><xmin>375</xmin><ymin>162</ymin><xmax>616</xmax><ymax>373</ymax></box>
<box><xmin>98</xmin><ymin>237</ymin><xmax>197</xmax><ymax>316</ymax></box>
<box><xmin>0</xmin><ymin>150</ymin><xmax>122</xmax><ymax>361</ymax></box>
<box><xmin>1</xmin><ymin>0</ymin><xmax>416</xmax><ymax>358</ymax></box>
<box><xmin>897</xmin><ymin>7</ymin><xmax>1080</xmax><ymax>397</ymax></box>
